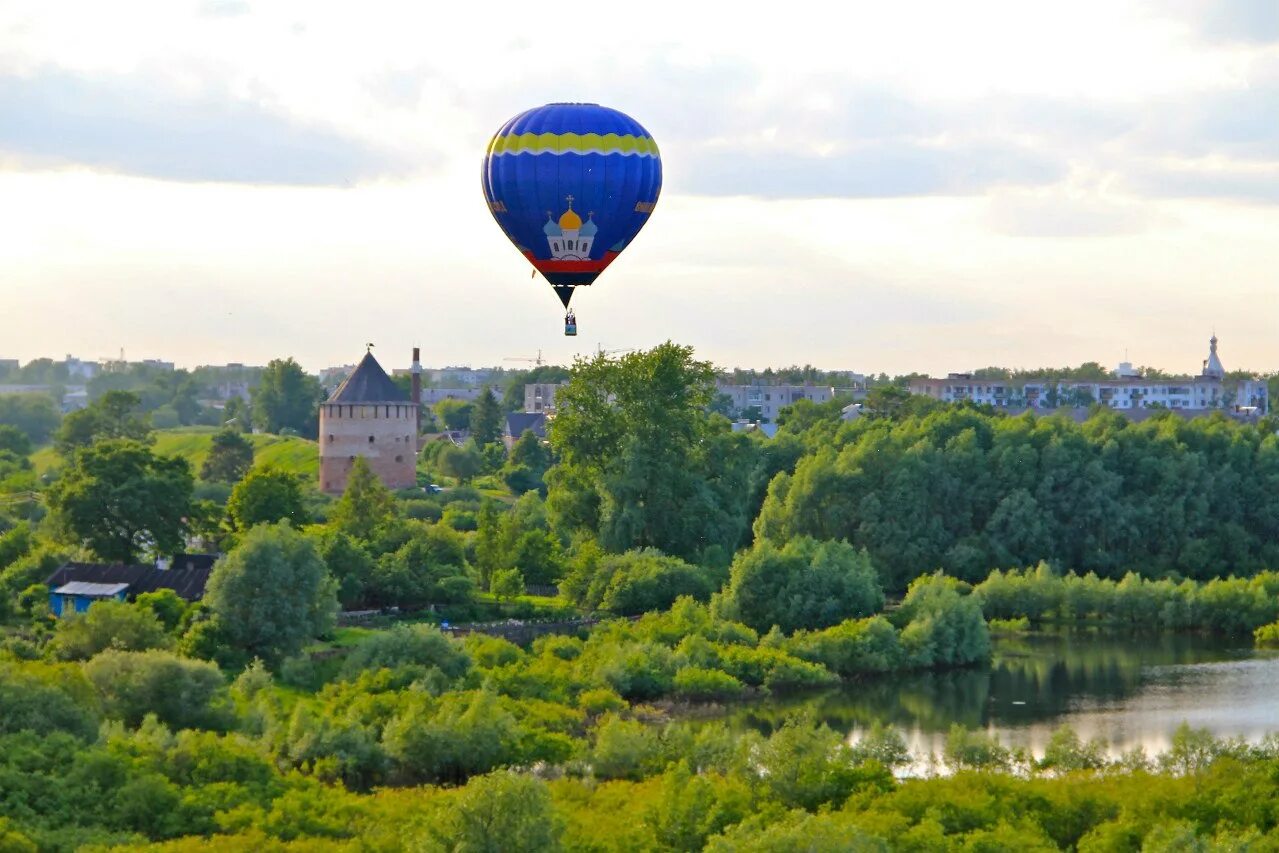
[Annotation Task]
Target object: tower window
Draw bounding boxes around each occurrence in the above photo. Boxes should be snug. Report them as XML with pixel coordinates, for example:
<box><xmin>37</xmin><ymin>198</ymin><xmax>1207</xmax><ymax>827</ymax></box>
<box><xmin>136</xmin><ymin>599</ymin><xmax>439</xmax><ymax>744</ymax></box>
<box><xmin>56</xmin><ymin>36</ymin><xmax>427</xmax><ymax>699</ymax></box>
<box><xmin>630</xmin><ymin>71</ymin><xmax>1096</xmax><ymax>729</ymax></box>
<box><xmin>328</xmin><ymin>435</ymin><xmax>334</xmax><ymax>443</ymax></box>
<box><xmin>368</xmin><ymin>435</ymin><xmax>375</xmax><ymax>443</ymax></box>
<box><xmin>395</xmin><ymin>455</ymin><xmax>403</xmax><ymax>463</ymax></box>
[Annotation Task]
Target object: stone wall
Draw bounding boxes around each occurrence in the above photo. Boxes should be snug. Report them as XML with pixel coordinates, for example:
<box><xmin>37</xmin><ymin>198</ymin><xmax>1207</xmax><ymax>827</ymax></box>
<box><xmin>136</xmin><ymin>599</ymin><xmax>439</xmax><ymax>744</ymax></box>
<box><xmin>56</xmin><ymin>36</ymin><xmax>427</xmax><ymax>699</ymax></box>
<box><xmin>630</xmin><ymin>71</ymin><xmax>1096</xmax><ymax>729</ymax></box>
<box><xmin>319</xmin><ymin>401</ymin><xmax>417</xmax><ymax>494</ymax></box>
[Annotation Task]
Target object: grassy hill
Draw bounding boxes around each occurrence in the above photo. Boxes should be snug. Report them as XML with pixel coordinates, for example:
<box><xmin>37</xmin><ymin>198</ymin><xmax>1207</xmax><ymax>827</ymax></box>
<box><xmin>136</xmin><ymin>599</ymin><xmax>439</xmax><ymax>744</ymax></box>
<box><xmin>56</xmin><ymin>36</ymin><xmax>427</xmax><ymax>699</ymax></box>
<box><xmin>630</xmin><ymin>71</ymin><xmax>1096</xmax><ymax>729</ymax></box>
<box><xmin>33</xmin><ymin>427</ymin><xmax>318</xmax><ymax>480</ymax></box>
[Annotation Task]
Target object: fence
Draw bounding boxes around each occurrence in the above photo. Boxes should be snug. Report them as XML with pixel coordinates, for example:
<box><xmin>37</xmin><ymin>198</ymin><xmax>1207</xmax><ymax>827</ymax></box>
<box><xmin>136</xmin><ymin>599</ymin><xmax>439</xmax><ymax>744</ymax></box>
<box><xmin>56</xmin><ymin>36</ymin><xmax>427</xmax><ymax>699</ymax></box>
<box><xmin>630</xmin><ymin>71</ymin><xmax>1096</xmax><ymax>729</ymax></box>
<box><xmin>439</xmin><ymin>614</ymin><xmax>640</xmax><ymax>645</ymax></box>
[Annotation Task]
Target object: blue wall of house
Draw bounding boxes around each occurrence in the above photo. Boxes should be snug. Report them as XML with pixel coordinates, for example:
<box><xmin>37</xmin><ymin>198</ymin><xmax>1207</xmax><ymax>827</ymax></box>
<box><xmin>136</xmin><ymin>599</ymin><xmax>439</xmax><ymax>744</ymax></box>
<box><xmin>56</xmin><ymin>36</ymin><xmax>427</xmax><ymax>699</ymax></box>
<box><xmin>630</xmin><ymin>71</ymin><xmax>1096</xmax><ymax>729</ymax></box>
<box><xmin>49</xmin><ymin>590</ymin><xmax>127</xmax><ymax>617</ymax></box>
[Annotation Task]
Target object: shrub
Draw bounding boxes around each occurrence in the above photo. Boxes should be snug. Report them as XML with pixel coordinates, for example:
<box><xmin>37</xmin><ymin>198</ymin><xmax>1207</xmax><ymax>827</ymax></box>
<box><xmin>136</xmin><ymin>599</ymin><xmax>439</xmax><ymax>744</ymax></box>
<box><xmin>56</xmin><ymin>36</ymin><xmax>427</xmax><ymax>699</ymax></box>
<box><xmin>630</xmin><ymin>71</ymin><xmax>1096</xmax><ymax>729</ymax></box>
<box><xmin>1255</xmin><ymin>621</ymin><xmax>1279</xmax><ymax>648</ymax></box>
<box><xmin>48</xmin><ymin>601</ymin><xmax>171</xmax><ymax>661</ymax></box>
<box><xmin>342</xmin><ymin>624</ymin><xmax>471</xmax><ymax>680</ymax></box>
<box><xmin>897</xmin><ymin>576</ymin><xmax>991</xmax><ymax>668</ymax></box>
<box><xmin>716</xmin><ymin>538</ymin><xmax>884</xmax><ymax>634</ymax></box>
<box><xmin>566</xmin><ymin>548</ymin><xmax>714</xmax><ymax>616</ymax></box>
<box><xmin>943</xmin><ymin>724</ymin><xmax>1010</xmax><ymax>771</ymax></box>
<box><xmin>0</xmin><ymin>661</ymin><xmax>100</xmax><ymax>739</ymax></box>
<box><xmin>577</xmin><ymin>687</ymin><xmax>627</xmax><ymax>715</ymax></box>
<box><xmin>987</xmin><ymin>616</ymin><xmax>1031</xmax><ymax>635</ymax></box>
<box><xmin>672</xmin><ymin>667</ymin><xmax>745</xmax><ymax>701</ymax></box>
<box><xmin>84</xmin><ymin>649</ymin><xmax>232</xmax><ymax>730</ymax></box>
<box><xmin>590</xmin><ymin>714</ymin><xmax>661</xmax><ymax>780</ymax></box>
<box><xmin>788</xmin><ymin>616</ymin><xmax>904</xmax><ymax>677</ymax></box>
<box><xmin>715</xmin><ymin>644</ymin><xmax>837</xmax><ymax>691</ymax></box>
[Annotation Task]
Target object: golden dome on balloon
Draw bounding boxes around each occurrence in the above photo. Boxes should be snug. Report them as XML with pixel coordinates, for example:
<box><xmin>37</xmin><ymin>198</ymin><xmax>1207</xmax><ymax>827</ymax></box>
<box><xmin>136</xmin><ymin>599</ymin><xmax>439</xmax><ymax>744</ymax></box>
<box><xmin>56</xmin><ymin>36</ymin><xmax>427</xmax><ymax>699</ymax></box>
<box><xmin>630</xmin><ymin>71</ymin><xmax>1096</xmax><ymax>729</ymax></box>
<box><xmin>558</xmin><ymin>199</ymin><xmax>582</xmax><ymax>230</ymax></box>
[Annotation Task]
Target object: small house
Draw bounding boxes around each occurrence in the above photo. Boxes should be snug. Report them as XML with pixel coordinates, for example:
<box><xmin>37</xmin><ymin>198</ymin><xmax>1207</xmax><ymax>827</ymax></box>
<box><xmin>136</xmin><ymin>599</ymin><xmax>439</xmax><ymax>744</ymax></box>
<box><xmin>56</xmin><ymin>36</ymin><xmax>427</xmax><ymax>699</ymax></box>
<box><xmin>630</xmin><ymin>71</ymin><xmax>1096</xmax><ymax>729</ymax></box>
<box><xmin>504</xmin><ymin>412</ymin><xmax>548</xmax><ymax>449</ymax></box>
<box><xmin>46</xmin><ymin>558</ymin><xmax>215</xmax><ymax>618</ymax></box>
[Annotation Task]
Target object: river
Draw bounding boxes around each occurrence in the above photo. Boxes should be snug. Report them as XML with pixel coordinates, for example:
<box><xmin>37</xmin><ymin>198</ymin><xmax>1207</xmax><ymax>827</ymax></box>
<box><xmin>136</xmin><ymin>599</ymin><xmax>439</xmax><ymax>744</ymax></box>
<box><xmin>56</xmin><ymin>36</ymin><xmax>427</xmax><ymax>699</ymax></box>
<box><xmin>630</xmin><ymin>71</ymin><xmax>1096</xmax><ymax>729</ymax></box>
<box><xmin>719</xmin><ymin>630</ymin><xmax>1279</xmax><ymax>762</ymax></box>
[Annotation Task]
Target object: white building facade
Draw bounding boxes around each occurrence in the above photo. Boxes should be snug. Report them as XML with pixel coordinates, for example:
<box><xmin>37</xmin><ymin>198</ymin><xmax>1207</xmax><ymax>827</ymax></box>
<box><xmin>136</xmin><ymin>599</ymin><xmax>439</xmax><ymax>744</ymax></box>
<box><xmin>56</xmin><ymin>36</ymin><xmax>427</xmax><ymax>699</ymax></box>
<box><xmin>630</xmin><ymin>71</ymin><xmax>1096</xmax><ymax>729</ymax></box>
<box><xmin>908</xmin><ymin>336</ymin><xmax>1269</xmax><ymax>414</ymax></box>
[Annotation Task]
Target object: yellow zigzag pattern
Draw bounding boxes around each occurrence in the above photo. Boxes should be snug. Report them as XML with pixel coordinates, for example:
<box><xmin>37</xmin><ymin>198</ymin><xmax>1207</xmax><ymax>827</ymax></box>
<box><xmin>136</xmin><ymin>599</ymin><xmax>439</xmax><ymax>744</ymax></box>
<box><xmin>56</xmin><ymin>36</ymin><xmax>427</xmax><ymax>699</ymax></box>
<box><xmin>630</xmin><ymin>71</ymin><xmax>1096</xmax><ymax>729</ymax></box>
<box><xmin>488</xmin><ymin>132</ymin><xmax>660</xmax><ymax>157</ymax></box>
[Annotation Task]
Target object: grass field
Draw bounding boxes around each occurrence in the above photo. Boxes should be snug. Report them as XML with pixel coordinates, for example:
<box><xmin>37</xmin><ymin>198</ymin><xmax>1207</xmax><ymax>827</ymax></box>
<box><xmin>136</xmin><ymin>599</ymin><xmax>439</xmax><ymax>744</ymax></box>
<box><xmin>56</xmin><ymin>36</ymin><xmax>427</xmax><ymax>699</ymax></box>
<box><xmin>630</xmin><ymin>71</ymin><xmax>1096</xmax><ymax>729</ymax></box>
<box><xmin>33</xmin><ymin>427</ymin><xmax>318</xmax><ymax>479</ymax></box>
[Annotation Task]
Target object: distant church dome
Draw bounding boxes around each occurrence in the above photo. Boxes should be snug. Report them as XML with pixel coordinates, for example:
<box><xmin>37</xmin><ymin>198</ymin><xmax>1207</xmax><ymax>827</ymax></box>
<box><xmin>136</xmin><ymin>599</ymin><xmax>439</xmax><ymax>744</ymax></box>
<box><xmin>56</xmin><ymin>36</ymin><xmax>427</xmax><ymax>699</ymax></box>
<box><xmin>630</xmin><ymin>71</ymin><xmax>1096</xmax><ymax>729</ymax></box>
<box><xmin>580</xmin><ymin>213</ymin><xmax>598</xmax><ymax>238</ymax></box>
<box><xmin>1203</xmin><ymin>334</ymin><xmax>1225</xmax><ymax>379</ymax></box>
<box><xmin>543</xmin><ymin>213</ymin><xmax>562</xmax><ymax>237</ymax></box>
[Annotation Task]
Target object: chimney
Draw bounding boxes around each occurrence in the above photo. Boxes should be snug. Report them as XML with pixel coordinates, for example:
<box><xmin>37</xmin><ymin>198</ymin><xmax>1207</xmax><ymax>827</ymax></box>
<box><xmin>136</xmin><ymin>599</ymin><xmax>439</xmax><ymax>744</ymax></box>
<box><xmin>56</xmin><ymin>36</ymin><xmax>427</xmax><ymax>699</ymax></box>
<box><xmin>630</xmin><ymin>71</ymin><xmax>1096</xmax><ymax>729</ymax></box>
<box><xmin>411</xmin><ymin>347</ymin><xmax>423</xmax><ymax>440</ymax></box>
<box><xmin>156</xmin><ymin>557</ymin><xmax>170</xmax><ymax>572</ymax></box>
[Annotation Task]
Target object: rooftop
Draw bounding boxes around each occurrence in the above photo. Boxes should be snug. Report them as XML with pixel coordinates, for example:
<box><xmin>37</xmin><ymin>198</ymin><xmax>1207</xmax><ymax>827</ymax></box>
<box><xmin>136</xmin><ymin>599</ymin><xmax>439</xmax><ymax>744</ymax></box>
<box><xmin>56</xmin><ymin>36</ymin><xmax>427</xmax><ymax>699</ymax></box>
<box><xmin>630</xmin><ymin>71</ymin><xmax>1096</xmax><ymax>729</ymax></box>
<box><xmin>52</xmin><ymin>581</ymin><xmax>129</xmax><ymax>598</ymax></box>
<box><xmin>326</xmin><ymin>351</ymin><xmax>408</xmax><ymax>404</ymax></box>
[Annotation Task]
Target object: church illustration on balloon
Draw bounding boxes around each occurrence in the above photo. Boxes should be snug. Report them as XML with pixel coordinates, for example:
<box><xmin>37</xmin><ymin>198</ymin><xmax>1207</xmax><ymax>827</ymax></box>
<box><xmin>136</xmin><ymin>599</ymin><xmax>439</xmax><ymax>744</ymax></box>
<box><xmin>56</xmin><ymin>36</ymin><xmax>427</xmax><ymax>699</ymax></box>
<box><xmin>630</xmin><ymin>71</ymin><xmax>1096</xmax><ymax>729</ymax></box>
<box><xmin>520</xmin><ymin>195</ymin><xmax>626</xmax><ymax>285</ymax></box>
<box><xmin>543</xmin><ymin>196</ymin><xmax>597</xmax><ymax>261</ymax></box>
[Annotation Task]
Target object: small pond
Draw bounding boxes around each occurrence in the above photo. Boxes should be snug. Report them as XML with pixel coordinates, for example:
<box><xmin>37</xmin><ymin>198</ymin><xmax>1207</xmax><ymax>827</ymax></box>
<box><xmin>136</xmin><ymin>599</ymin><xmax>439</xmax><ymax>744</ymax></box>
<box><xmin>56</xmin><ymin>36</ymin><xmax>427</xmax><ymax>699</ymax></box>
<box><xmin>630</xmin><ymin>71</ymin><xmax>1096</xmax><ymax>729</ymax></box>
<box><xmin>720</xmin><ymin>630</ymin><xmax>1279</xmax><ymax>762</ymax></box>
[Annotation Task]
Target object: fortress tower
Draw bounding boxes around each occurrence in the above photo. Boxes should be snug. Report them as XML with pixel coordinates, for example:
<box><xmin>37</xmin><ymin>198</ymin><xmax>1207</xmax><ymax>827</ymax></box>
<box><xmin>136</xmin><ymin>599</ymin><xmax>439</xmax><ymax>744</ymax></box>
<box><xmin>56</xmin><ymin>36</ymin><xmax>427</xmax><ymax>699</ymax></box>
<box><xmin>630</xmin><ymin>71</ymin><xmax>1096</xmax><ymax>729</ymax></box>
<box><xmin>318</xmin><ymin>348</ymin><xmax>421</xmax><ymax>495</ymax></box>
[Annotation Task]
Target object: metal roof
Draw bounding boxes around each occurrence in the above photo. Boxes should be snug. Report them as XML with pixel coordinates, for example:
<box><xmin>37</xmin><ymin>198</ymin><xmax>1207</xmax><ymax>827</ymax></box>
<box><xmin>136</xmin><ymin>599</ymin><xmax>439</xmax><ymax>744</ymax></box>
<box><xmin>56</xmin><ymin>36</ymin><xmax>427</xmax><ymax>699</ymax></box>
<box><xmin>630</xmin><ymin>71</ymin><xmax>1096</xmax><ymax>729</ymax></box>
<box><xmin>46</xmin><ymin>561</ymin><xmax>214</xmax><ymax>602</ymax></box>
<box><xmin>326</xmin><ymin>352</ymin><xmax>409</xmax><ymax>404</ymax></box>
<box><xmin>52</xmin><ymin>582</ymin><xmax>129</xmax><ymax>597</ymax></box>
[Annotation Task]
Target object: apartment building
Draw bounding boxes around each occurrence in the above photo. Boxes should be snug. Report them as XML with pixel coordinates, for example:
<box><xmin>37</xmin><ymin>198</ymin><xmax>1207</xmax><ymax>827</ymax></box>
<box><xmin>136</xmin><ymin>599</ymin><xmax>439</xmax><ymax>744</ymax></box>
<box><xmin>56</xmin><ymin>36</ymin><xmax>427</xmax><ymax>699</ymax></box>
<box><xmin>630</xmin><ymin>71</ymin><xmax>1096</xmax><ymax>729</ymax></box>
<box><xmin>908</xmin><ymin>336</ymin><xmax>1269</xmax><ymax>414</ymax></box>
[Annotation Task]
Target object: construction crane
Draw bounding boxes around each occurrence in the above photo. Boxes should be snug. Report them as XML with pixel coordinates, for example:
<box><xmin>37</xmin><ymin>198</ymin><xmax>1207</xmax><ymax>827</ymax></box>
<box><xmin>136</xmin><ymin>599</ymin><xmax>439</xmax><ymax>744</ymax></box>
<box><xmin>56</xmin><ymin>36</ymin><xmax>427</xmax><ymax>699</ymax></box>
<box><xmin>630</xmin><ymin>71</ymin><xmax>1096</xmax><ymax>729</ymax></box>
<box><xmin>503</xmin><ymin>350</ymin><xmax>544</xmax><ymax>366</ymax></box>
<box><xmin>596</xmin><ymin>344</ymin><xmax>635</xmax><ymax>357</ymax></box>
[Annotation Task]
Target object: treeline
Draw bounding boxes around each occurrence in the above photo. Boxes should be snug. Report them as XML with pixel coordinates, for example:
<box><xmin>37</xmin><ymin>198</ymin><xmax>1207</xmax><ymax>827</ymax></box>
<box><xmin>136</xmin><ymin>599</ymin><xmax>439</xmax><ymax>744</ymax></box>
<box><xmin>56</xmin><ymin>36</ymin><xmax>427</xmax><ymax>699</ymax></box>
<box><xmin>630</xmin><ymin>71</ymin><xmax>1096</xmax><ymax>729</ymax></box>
<box><xmin>757</xmin><ymin>406</ymin><xmax>1279</xmax><ymax>590</ymax></box>
<box><xmin>973</xmin><ymin>564</ymin><xmax>1279</xmax><ymax>634</ymax></box>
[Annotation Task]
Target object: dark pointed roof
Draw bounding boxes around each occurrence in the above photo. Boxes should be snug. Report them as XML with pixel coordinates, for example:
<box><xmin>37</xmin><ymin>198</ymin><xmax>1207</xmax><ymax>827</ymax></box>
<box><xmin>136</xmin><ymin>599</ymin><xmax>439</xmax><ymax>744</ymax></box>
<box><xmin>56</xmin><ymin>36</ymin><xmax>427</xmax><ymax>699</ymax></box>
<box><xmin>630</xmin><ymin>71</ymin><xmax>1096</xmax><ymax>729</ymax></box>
<box><xmin>327</xmin><ymin>352</ymin><xmax>408</xmax><ymax>404</ymax></box>
<box><xmin>505</xmin><ymin>411</ymin><xmax>548</xmax><ymax>438</ymax></box>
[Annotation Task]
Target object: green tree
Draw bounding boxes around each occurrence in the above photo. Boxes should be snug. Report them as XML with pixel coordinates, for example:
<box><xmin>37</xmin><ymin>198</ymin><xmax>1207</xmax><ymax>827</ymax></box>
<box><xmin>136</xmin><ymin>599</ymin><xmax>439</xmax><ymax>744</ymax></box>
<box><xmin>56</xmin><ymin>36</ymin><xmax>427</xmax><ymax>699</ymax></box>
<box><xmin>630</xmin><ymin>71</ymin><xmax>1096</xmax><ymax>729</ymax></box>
<box><xmin>503</xmin><ymin>429</ymin><xmax>551</xmax><ymax>496</ymax></box>
<box><xmin>330</xmin><ymin>457</ymin><xmax>395</xmax><ymax>541</ymax></box>
<box><xmin>439</xmin><ymin>442</ymin><xmax>484</xmax><ymax>484</ymax></box>
<box><xmin>133</xmin><ymin>589</ymin><xmax>188</xmax><ymax>632</ymax></box>
<box><xmin>84</xmin><ymin>649</ymin><xmax>232</xmax><ymax>729</ymax></box>
<box><xmin>227</xmin><ymin>466</ymin><xmax>308</xmax><ymax>529</ymax></box>
<box><xmin>755</xmin><ymin>713</ymin><xmax>862</xmax><ymax>811</ymax></box>
<box><xmin>1039</xmin><ymin>724</ymin><xmax>1106</xmax><ymax>773</ymax></box>
<box><xmin>251</xmin><ymin>358</ymin><xmax>323</xmax><ymax>435</ymax></box>
<box><xmin>491</xmin><ymin>567</ymin><xmax>525</xmax><ymax>602</ymax></box>
<box><xmin>221</xmin><ymin>397</ymin><xmax>250</xmax><ymax>432</ymax></box>
<box><xmin>201</xmin><ymin>523</ymin><xmax>338</xmax><ymax>665</ymax></box>
<box><xmin>0</xmin><ymin>661</ymin><xmax>100</xmax><ymax>739</ymax></box>
<box><xmin>470</xmin><ymin>387</ymin><xmax>503</xmax><ymax>447</ymax></box>
<box><xmin>369</xmin><ymin>523</ymin><xmax>473</xmax><ymax>608</ymax></box>
<box><xmin>48</xmin><ymin>601</ymin><xmax>171</xmax><ymax>660</ymax></box>
<box><xmin>47</xmin><ymin>439</ymin><xmax>193</xmax><ymax>563</ymax></box>
<box><xmin>474</xmin><ymin>500</ymin><xmax>504</xmax><ymax>591</ymax></box>
<box><xmin>943</xmin><ymin>724</ymin><xmax>1010</xmax><ymax>770</ymax></box>
<box><xmin>424</xmin><ymin>770</ymin><xmax>562</xmax><ymax>853</ymax></box>
<box><xmin>716</xmin><ymin>539</ymin><xmax>884</xmax><ymax>634</ymax></box>
<box><xmin>563</xmin><ymin>548</ymin><xmax>712</xmax><ymax>615</ymax></box>
<box><xmin>0</xmin><ymin>394</ymin><xmax>60</xmax><ymax>444</ymax></box>
<box><xmin>54</xmin><ymin>390</ymin><xmax>153</xmax><ymax>455</ymax></box>
<box><xmin>547</xmin><ymin>343</ymin><xmax>756</xmax><ymax>559</ymax></box>
<box><xmin>0</xmin><ymin>425</ymin><xmax>32</xmax><ymax>457</ymax></box>
<box><xmin>342</xmin><ymin>623</ymin><xmax>470</xmax><ymax>679</ymax></box>
<box><xmin>199</xmin><ymin>428</ymin><xmax>254</xmax><ymax>483</ymax></box>
<box><xmin>435</xmin><ymin>398</ymin><xmax>474</xmax><ymax>431</ymax></box>
<box><xmin>310</xmin><ymin>528</ymin><xmax>375</xmax><ymax>609</ymax></box>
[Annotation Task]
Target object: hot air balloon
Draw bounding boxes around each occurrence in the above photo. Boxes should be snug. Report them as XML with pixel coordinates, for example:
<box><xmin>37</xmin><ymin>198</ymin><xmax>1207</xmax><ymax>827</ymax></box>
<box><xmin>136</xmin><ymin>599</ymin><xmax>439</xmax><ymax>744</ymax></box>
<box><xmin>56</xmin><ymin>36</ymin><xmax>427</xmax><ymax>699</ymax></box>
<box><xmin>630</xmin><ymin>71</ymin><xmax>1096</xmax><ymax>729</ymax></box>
<box><xmin>481</xmin><ymin>103</ymin><xmax>662</xmax><ymax>336</ymax></box>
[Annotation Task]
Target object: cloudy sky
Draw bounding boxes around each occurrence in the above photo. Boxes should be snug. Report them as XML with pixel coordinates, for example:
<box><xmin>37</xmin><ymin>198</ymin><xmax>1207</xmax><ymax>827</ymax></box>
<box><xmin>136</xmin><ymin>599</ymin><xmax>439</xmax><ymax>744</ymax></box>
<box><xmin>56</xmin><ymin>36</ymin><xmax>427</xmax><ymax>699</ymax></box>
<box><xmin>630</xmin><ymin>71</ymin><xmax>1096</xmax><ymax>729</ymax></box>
<box><xmin>1</xmin><ymin>0</ymin><xmax>1276</xmax><ymax>375</ymax></box>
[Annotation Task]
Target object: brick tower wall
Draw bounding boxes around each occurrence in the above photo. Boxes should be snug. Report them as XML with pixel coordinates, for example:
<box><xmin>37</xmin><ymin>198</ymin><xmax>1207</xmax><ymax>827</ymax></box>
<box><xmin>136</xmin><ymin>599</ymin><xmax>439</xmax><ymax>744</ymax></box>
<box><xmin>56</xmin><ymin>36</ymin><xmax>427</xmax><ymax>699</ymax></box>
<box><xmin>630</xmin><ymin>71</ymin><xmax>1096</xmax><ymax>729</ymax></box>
<box><xmin>319</xmin><ymin>401</ymin><xmax>418</xmax><ymax>495</ymax></box>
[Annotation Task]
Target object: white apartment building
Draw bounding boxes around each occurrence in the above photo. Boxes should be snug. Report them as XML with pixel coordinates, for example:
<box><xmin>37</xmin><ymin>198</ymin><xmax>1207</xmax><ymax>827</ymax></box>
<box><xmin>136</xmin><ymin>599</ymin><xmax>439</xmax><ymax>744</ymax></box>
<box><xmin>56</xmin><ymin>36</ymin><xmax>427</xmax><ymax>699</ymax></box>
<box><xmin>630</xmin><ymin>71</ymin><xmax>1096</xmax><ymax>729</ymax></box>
<box><xmin>908</xmin><ymin>336</ymin><xmax>1269</xmax><ymax>414</ymax></box>
<box><xmin>716</xmin><ymin>383</ymin><xmax>846</xmax><ymax>422</ymax></box>
<box><xmin>524</xmin><ymin>382</ymin><xmax>566</xmax><ymax>413</ymax></box>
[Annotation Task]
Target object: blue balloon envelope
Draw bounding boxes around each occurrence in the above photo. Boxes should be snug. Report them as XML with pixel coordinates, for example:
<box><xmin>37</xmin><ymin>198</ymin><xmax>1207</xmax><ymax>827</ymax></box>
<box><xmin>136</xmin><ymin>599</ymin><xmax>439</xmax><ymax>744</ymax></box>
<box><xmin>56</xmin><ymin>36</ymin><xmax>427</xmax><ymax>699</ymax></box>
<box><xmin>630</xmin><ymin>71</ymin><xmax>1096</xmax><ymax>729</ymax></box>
<box><xmin>482</xmin><ymin>103</ymin><xmax>662</xmax><ymax>308</ymax></box>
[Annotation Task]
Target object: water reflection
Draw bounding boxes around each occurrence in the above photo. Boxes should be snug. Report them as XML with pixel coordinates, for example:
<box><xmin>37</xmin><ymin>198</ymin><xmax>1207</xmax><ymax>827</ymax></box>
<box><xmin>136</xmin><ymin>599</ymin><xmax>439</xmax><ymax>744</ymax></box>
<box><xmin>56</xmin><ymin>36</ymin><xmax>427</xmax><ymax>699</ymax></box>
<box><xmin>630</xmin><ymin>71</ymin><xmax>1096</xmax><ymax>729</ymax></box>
<box><xmin>720</xmin><ymin>630</ymin><xmax>1279</xmax><ymax>759</ymax></box>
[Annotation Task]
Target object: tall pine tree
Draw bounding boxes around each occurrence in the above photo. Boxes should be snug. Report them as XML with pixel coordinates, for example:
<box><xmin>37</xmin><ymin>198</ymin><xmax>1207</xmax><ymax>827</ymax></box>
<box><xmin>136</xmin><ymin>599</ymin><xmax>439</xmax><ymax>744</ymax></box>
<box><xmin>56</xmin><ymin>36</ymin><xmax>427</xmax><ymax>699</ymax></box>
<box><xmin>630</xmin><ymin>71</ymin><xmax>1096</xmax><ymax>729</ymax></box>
<box><xmin>470</xmin><ymin>387</ymin><xmax>503</xmax><ymax>448</ymax></box>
